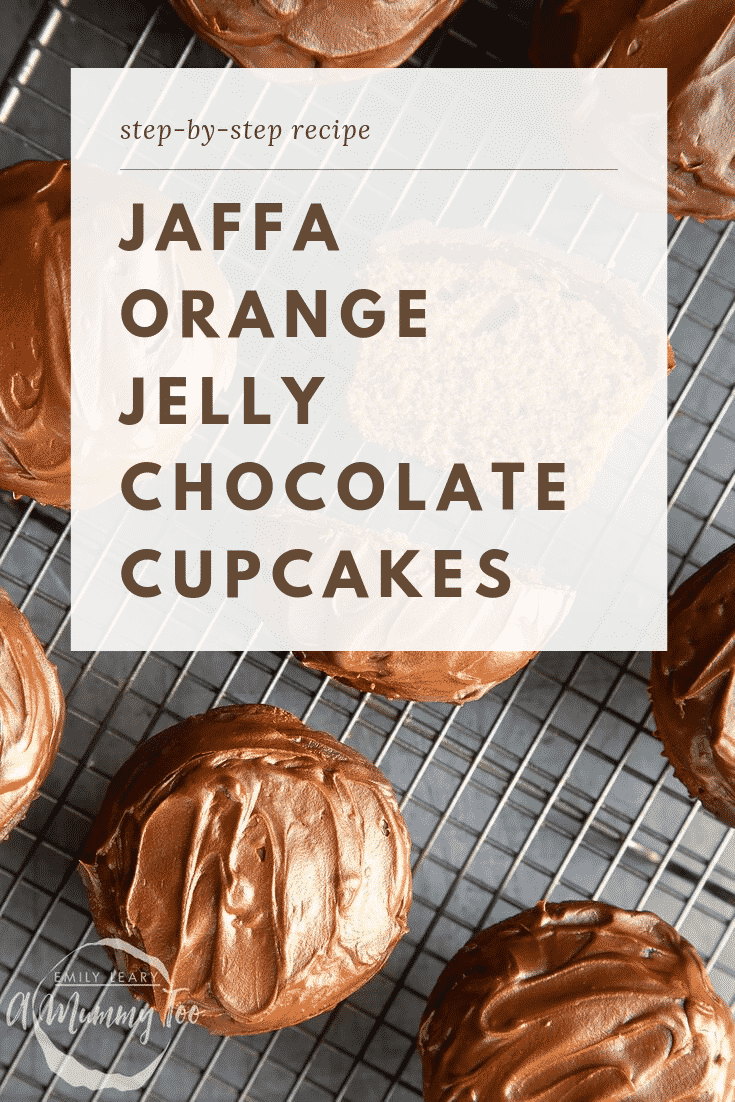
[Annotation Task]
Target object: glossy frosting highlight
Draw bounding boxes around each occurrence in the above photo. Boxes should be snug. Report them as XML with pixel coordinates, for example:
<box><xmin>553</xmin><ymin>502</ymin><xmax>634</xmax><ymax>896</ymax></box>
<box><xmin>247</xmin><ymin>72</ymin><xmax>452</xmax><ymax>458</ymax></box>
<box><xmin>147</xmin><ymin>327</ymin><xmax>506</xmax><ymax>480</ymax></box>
<box><xmin>650</xmin><ymin>543</ymin><xmax>735</xmax><ymax>827</ymax></box>
<box><xmin>0</xmin><ymin>160</ymin><xmax>71</xmax><ymax>507</ymax></box>
<box><xmin>295</xmin><ymin>650</ymin><xmax>537</xmax><ymax>703</ymax></box>
<box><xmin>79</xmin><ymin>704</ymin><xmax>412</xmax><ymax>1035</ymax></box>
<box><xmin>168</xmin><ymin>0</ymin><xmax>463</xmax><ymax>67</ymax></box>
<box><xmin>530</xmin><ymin>0</ymin><xmax>735</xmax><ymax>221</ymax></box>
<box><xmin>0</xmin><ymin>587</ymin><xmax>66</xmax><ymax>840</ymax></box>
<box><xmin>419</xmin><ymin>899</ymin><xmax>735</xmax><ymax>1102</ymax></box>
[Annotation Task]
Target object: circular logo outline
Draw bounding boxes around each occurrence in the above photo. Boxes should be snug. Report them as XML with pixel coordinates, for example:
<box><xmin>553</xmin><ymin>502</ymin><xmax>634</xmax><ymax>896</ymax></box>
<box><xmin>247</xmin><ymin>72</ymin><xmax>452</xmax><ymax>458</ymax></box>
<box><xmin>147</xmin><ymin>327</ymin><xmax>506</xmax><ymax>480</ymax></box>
<box><xmin>32</xmin><ymin>936</ymin><xmax>172</xmax><ymax>1091</ymax></box>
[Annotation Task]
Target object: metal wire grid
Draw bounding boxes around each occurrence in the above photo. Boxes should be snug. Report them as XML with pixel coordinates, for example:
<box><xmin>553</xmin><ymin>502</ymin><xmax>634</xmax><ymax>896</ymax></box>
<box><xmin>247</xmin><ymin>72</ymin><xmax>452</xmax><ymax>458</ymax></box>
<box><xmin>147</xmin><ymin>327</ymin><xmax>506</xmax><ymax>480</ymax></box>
<box><xmin>0</xmin><ymin>2</ymin><xmax>734</xmax><ymax>1100</ymax></box>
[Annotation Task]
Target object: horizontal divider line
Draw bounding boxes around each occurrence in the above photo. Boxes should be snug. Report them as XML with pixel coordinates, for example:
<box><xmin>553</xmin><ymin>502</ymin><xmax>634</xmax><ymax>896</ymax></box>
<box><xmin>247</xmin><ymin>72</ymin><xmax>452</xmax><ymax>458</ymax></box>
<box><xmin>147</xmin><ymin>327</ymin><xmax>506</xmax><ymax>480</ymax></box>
<box><xmin>117</xmin><ymin>166</ymin><xmax>620</xmax><ymax>172</ymax></box>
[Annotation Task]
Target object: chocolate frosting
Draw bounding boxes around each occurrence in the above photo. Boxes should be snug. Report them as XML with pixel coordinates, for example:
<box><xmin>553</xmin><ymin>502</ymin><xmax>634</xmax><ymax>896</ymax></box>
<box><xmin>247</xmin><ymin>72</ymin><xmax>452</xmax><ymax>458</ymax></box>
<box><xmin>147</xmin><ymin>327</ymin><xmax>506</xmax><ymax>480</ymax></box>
<box><xmin>0</xmin><ymin>587</ymin><xmax>66</xmax><ymax>841</ymax></box>
<box><xmin>295</xmin><ymin>651</ymin><xmax>537</xmax><ymax>703</ymax></box>
<box><xmin>650</xmin><ymin>543</ymin><xmax>735</xmax><ymax>827</ymax></box>
<box><xmin>0</xmin><ymin>160</ymin><xmax>70</xmax><ymax>507</ymax></box>
<box><xmin>79</xmin><ymin>704</ymin><xmax>411</xmax><ymax>1035</ymax></box>
<box><xmin>419</xmin><ymin>899</ymin><xmax>735</xmax><ymax>1102</ymax></box>
<box><xmin>667</xmin><ymin>339</ymin><xmax>675</xmax><ymax>373</ymax></box>
<box><xmin>346</xmin><ymin>226</ymin><xmax>663</xmax><ymax>514</ymax></box>
<box><xmin>530</xmin><ymin>0</ymin><xmax>735</xmax><ymax>221</ymax></box>
<box><xmin>167</xmin><ymin>0</ymin><xmax>463</xmax><ymax>67</ymax></box>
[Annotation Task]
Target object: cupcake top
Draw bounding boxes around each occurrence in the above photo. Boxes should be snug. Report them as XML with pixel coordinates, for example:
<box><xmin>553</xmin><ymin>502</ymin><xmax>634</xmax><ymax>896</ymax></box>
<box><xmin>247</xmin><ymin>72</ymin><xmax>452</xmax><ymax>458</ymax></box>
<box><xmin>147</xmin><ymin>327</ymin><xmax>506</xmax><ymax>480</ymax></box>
<box><xmin>79</xmin><ymin>704</ymin><xmax>412</xmax><ymax>1035</ymax></box>
<box><xmin>295</xmin><ymin>650</ymin><xmax>537</xmax><ymax>703</ymax></box>
<box><xmin>530</xmin><ymin>0</ymin><xmax>735</xmax><ymax>221</ymax></box>
<box><xmin>0</xmin><ymin>160</ymin><xmax>71</xmax><ymax>508</ymax></box>
<box><xmin>167</xmin><ymin>0</ymin><xmax>464</xmax><ymax>68</ymax></box>
<box><xmin>650</xmin><ymin>543</ymin><xmax>735</xmax><ymax>826</ymax></box>
<box><xmin>419</xmin><ymin>899</ymin><xmax>735</xmax><ymax>1102</ymax></box>
<box><xmin>0</xmin><ymin>587</ymin><xmax>66</xmax><ymax>841</ymax></box>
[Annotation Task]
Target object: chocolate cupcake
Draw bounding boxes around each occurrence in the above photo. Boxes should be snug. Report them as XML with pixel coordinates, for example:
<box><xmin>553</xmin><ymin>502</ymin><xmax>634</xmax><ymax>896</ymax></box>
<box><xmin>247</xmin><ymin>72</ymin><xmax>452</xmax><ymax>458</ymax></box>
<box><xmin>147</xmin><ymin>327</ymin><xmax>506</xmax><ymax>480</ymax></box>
<box><xmin>0</xmin><ymin>160</ymin><xmax>70</xmax><ymax>508</ymax></box>
<box><xmin>167</xmin><ymin>0</ymin><xmax>463</xmax><ymax>68</ymax></box>
<box><xmin>79</xmin><ymin>704</ymin><xmax>411</xmax><ymax>1035</ymax></box>
<box><xmin>0</xmin><ymin>588</ymin><xmax>66</xmax><ymax>841</ymax></box>
<box><xmin>345</xmin><ymin>226</ymin><xmax>663</xmax><ymax>512</ymax></box>
<box><xmin>419</xmin><ymin>899</ymin><xmax>735</xmax><ymax>1102</ymax></box>
<box><xmin>649</xmin><ymin>543</ymin><xmax>735</xmax><ymax>827</ymax></box>
<box><xmin>295</xmin><ymin>650</ymin><xmax>537</xmax><ymax>703</ymax></box>
<box><xmin>0</xmin><ymin>160</ymin><xmax>237</xmax><ymax>511</ymax></box>
<box><xmin>530</xmin><ymin>0</ymin><xmax>735</xmax><ymax>221</ymax></box>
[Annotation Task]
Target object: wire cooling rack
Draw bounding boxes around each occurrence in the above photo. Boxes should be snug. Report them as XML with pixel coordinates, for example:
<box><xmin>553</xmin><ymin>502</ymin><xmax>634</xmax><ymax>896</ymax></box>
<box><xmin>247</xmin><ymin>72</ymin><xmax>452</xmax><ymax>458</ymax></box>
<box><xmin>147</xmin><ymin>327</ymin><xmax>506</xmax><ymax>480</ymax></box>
<box><xmin>1</xmin><ymin>2</ymin><xmax>735</xmax><ymax>1100</ymax></box>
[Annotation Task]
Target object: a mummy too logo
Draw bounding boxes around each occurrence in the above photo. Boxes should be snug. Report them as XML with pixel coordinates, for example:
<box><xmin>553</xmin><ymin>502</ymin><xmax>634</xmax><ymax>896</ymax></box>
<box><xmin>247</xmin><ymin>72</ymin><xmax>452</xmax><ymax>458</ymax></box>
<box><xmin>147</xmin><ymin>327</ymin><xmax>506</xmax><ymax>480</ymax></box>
<box><xmin>5</xmin><ymin>938</ymin><xmax>198</xmax><ymax>1091</ymax></box>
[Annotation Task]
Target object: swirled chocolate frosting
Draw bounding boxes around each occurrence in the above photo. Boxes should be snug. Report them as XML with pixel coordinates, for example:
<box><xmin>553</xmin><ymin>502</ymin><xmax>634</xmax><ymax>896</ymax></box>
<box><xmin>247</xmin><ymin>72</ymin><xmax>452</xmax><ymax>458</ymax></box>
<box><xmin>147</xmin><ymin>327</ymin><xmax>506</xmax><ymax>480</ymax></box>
<box><xmin>79</xmin><ymin>704</ymin><xmax>412</xmax><ymax>1035</ymax></box>
<box><xmin>650</xmin><ymin>543</ymin><xmax>735</xmax><ymax>827</ymax></box>
<box><xmin>0</xmin><ymin>160</ymin><xmax>70</xmax><ymax>507</ymax></box>
<box><xmin>419</xmin><ymin>899</ymin><xmax>735</xmax><ymax>1102</ymax></box>
<box><xmin>530</xmin><ymin>0</ymin><xmax>735</xmax><ymax>221</ymax></box>
<box><xmin>0</xmin><ymin>587</ymin><xmax>66</xmax><ymax>841</ymax></box>
<box><xmin>295</xmin><ymin>651</ymin><xmax>537</xmax><ymax>703</ymax></box>
<box><xmin>167</xmin><ymin>0</ymin><xmax>463</xmax><ymax>67</ymax></box>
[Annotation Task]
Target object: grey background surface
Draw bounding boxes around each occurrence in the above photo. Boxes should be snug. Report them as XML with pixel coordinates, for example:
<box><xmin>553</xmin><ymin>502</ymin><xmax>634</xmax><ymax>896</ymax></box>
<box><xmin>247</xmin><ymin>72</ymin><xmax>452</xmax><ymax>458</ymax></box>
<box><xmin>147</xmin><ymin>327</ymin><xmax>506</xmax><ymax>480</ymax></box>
<box><xmin>0</xmin><ymin>0</ymin><xmax>46</xmax><ymax>86</ymax></box>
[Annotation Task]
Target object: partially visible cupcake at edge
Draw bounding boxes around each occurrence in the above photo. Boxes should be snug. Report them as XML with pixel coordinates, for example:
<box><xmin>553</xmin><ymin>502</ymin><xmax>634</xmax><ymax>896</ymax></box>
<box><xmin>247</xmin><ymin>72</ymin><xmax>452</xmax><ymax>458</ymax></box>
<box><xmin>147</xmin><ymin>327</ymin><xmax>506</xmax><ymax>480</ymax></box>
<box><xmin>649</xmin><ymin>543</ymin><xmax>735</xmax><ymax>828</ymax></box>
<box><xmin>0</xmin><ymin>158</ymin><xmax>236</xmax><ymax>510</ymax></box>
<box><xmin>530</xmin><ymin>0</ymin><xmax>735</xmax><ymax>222</ymax></box>
<box><xmin>167</xmin><ymin>0</ymin><xmax>464</xmax><ymax>68</ymax></box>
<box><xmin>0</xmin><ymin>588</ymin><xmax>66</xmax><ymax>841</ymax></box>
<box><xmin>419</xmin><ymin>899</ymin><xmax>735</xmax><ymax>1101</ymax></box>
<box><xmin>0</xmin><ymin>160</ymin><xmax>70</xmax><ymax>508</ymax></box>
